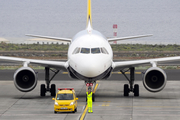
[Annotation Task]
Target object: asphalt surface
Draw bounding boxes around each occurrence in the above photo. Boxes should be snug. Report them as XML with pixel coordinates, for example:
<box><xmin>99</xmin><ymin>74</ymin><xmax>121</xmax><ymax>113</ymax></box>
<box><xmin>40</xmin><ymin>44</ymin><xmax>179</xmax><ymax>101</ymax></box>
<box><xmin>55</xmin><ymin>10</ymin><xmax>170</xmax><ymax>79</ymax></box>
<box><xmin>0</xmin><ymin>70</ymin><xmax>180</xmax><ymax>120</ymax></box>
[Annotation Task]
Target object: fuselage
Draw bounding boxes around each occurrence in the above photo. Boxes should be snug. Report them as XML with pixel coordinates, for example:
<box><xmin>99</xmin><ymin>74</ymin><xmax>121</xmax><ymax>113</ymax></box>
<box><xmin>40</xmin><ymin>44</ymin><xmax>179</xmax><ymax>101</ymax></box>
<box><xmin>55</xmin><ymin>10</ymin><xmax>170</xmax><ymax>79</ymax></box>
<box><xmin>67</xmin><ymin>29</ymin><xmax>113</xmax><ymax>81</ymax></box>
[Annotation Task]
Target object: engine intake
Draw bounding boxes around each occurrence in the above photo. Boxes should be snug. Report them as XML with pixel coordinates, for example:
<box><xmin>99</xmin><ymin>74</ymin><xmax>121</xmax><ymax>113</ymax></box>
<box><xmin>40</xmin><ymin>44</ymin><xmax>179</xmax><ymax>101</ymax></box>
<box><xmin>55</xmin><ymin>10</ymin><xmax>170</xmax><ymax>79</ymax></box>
<box><xmin>14</xmin><ymin>67</ymin><xmax>38</xmax><ymax>92</ymax></box>
<box><xmin>143</xmin><ymin>67</ymin><xmax>167</xmax><ymax>92</ymax></box>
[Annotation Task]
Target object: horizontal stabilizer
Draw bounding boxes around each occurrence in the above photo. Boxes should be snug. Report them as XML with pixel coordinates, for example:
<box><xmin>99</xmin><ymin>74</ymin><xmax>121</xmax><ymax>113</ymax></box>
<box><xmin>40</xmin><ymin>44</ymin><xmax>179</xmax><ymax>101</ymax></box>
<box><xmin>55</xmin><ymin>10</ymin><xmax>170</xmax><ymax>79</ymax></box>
<box><xmin>26</xmin><ymin>34</ymin><xmax>72</xmax><ymax>42</ymax></box>
<box><xmin>108</xmin><ymin>34</ymin><xmax>153</xmax><ymax>42</ymax></box>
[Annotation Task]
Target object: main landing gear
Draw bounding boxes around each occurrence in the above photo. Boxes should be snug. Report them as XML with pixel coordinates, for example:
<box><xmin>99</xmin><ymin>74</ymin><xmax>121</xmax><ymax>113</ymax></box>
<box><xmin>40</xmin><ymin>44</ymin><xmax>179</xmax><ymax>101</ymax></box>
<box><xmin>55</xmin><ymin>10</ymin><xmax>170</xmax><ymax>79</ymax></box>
<box><xmin>120</xmin><ymin>67</ymin><xmax>139</xmax><ymax>97</ymax></box>
<box><xmin>40</xmin><ymin>67</ymin><xmax>59</xmax><ymax>97</ymax></box>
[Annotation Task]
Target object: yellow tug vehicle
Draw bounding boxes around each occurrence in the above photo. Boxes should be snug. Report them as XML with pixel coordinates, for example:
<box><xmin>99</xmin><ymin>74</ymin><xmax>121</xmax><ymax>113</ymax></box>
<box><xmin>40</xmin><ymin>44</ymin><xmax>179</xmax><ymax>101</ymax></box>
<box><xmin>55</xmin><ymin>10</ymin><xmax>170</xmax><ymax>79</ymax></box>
<box><xmin>52</xmin><ymin>88</ymin><xmax>78</xmax><ymax>113</ymax></box>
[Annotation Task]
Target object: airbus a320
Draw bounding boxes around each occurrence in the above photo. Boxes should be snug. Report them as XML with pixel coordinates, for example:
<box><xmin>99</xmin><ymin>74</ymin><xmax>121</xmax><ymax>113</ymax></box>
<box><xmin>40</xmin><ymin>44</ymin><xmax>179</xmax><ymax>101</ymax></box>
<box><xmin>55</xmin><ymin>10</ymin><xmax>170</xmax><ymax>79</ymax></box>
<box><xmin>0</xmin><ymin>0</ymin><xmax>179</xmax><ymax>101</ymax></box>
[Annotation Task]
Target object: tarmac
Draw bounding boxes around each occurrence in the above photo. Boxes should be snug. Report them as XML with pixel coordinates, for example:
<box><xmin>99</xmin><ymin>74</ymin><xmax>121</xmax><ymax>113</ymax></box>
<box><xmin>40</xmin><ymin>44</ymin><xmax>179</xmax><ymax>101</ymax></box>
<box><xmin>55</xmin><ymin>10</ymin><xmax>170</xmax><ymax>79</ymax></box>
<box><xmin>0</xmin><ymin>70</ymin><xmax>180</xmax><ymax>120</ymax></box>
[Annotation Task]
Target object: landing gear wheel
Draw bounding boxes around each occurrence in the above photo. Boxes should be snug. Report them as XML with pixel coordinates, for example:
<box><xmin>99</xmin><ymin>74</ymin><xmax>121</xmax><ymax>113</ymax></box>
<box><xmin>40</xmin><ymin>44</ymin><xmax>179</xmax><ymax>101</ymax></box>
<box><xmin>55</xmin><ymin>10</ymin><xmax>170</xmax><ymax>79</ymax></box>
<box><xmin>92</xmin><ymin>93</ymin><xmax>95</xmax><ymax>102</ymax></box>
<box><xmin>40</xmin><ymin>84</ymin><xmax>46</xmax><ymax>96</ymax></box>
<box><xmin>134</xmin><ymin>84</ymin><xmax>139</xmax><ymax>96</ymax></box>
<box><xmin>50</xmin><ymin>84</ymin><xmax>56</xmax><ymax>97</ymax></box>
<box><xmin>124</xmin><ymin>84</ymin><xmax>129</xmax><ymax>96</ymax></box>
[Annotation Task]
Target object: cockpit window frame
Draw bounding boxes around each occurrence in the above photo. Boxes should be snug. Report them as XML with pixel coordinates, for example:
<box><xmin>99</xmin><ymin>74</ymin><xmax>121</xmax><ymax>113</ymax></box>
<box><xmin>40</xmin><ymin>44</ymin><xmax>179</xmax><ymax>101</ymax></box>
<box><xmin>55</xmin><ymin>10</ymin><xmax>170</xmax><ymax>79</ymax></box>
<box><xmin>72</xmin><ymin>47</ymin><xmax>81</xmax><ymax>54</ymax></box>
<box><xmin>101</xmin><ymin>47</ymin><xmax>109</xmax><ymax>54</ymax></box>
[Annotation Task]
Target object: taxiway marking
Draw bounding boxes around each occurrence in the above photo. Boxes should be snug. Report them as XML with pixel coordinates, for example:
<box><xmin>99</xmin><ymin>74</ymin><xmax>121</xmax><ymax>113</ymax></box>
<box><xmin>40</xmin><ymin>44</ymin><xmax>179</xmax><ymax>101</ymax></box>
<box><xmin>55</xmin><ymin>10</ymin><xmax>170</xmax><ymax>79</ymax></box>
<box><xmin>80</xmin><ymin>83</ymin><xmax>99</xmax><ymax>120</ymax></box>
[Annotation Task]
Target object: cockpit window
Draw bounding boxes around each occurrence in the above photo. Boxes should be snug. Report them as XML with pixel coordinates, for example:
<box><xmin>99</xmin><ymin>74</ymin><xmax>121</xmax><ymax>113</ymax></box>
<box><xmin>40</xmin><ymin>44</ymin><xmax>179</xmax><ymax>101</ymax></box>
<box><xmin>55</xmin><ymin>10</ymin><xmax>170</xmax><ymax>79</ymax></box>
<box><xmin>74</xmin><ymin>47</ymin><xmax>108</xmax><ymax>54</ymax></box>
<box><xmin>101</xmin><ymin>47</ymin><xmax>109</xmax><ymax>54</ymax></box>
<box><xmin>72</xmin><ymin>47</ymin><xmax>81</xmax><ymax>54</ymax></box>
<box><xmin>80</xmin><ymin>48</ymin><xmax>90</xmax><ymax>54</ymax></box>
<box><xmin>91</xmin><ymin>48</ymin><xmax>100</xmax><ymax>54</ymax></box>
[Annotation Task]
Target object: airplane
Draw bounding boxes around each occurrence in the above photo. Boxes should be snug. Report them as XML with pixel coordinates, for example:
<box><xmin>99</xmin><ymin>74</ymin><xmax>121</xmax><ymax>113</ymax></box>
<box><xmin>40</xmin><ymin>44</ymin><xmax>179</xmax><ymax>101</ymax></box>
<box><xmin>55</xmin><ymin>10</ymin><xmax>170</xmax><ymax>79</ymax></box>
<box><xmin>0</xmin><ymin>0</ymin><xmax>180</xmax><ymax>100</ymax></box>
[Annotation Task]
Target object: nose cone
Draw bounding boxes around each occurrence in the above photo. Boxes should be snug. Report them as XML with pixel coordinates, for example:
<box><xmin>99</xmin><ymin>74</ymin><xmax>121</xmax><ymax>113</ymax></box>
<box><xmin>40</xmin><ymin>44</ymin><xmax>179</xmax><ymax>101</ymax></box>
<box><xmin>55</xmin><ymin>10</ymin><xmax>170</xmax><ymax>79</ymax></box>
<box><xmin>70</xmin><ymin>54</ymin><xmax>112</xmax><ymax>79</ymax></box>
<box><xmin>80</xmin><ymin>61</ymin><xmax>102</xmax><ymax>77</ymax></box>
<box><xmin>76</xmin><ymin>56</ymin><xmax>106</xmax><ymax>78</ymax></box>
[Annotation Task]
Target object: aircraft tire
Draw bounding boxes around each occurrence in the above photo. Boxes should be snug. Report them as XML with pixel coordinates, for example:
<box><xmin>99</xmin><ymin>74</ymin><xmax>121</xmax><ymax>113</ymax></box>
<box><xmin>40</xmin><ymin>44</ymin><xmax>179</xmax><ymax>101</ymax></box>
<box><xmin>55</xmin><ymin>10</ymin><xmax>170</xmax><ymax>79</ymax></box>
<box><xmin>134</xmin><ymin>84</ymin><xmax>139</xmax><ymax>96</ymax></box>
<box><xmin>124</xmin><ymin>84</ymin><xmax>129</xmax><ymax>96</ymax></box>
<box><xmin>50</xmin><ymin>84</ymin><xmax>56</xmax><ymax>97</ymax></box>
<box><xmin>40</xmin><ymin>84</ymin><xmax>46</xmax><ymax>96</ymax></box>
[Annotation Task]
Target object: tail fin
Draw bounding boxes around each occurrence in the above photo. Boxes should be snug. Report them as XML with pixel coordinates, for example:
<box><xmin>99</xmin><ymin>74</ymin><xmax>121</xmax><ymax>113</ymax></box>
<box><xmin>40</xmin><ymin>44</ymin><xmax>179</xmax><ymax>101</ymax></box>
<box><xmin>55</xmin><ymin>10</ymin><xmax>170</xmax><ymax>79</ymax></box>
<box><xmin>86</xmin><ymin>0</ymin><xmax>92</xmax><ymax>29</ymax></box>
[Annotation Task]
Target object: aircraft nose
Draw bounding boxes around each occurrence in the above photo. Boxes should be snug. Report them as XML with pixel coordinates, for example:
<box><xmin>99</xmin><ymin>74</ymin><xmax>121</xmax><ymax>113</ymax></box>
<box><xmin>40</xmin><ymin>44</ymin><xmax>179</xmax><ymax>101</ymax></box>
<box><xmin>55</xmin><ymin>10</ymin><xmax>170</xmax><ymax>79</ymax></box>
<box><xmin>79</xmin><ymin>59</ymin><xmax>104</xmax><ymax>77</ymax></box>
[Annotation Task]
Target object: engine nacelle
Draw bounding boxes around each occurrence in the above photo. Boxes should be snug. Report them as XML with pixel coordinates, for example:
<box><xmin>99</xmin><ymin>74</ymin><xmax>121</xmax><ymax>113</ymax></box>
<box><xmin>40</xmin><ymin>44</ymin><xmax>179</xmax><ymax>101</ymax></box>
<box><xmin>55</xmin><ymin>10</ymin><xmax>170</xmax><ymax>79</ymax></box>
<box><xmin>143</xmin><ymin>67</ymin><xmax>167</xmax><ymax>92</ymax></box>
<box><xmin>14</xmin><ymin>67</ymin><xmax>38</xmax><ymax>92</ymax></box>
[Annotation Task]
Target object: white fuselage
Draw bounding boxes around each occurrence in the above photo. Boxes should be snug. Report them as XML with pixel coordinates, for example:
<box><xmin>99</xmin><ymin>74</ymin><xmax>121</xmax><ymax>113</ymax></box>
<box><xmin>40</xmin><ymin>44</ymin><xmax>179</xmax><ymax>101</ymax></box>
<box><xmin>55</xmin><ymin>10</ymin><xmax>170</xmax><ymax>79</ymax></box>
<box><xmin>67</xmin><ymin>29</ymin><xmax>113</xmax><ymax>81</ymax></box>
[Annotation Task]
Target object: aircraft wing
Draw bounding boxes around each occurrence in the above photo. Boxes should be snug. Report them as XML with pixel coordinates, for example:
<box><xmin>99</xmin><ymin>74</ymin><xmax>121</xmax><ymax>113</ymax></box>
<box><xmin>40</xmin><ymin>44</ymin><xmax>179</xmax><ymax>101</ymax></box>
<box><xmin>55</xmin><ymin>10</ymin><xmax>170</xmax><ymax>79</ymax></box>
<box><xmin>108</xmin><ymin>34</ymin><xmax>153</xmax><ymax>42</ymax></box>
<box><xmin>113</xmin><ymin>56</ymin><xmax>180</xmax><ymax>71</ymax></box>
<box><xmin>26</xmin><ymin>34</ymin><xmax>72</xmax><ymax>42</ymax></box>
<box><xmin>0</xmin><ymin>56</ymin><xmax>68</xmax><ymax>71</ymax></box>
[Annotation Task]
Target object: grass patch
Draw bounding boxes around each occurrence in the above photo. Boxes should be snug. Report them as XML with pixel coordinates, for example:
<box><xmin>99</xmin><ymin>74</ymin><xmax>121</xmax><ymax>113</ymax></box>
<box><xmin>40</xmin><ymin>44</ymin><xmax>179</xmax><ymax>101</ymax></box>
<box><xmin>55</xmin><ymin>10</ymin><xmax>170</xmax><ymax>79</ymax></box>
<box><xmin>0</xmin><ymin>66</ymin><xmax>44</xmax><ymax>70</ymax></box>
<box><xmin>1</xmin><ymin>42</ymin><xmax>180</xmax><ymax>51</ymax></box>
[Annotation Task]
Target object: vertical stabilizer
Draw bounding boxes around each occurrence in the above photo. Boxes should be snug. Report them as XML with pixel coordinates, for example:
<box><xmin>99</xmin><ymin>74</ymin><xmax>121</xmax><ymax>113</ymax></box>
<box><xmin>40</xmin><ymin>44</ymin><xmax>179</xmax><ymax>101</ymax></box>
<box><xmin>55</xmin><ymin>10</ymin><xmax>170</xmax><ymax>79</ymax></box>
<box><xmin>86</xmin><ymin>0</ymin><xmax>93</xmax><ymax>29</ymax></box>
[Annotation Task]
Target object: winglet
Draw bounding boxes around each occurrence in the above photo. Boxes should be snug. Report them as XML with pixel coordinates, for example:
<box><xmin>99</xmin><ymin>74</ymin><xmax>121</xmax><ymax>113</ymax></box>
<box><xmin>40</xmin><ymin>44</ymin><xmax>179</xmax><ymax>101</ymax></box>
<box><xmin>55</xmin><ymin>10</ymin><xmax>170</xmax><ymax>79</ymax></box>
<box><xmin>86</xmin><ymin>0</ymin><xmax>92</xmax><ymax>29</ymax></box>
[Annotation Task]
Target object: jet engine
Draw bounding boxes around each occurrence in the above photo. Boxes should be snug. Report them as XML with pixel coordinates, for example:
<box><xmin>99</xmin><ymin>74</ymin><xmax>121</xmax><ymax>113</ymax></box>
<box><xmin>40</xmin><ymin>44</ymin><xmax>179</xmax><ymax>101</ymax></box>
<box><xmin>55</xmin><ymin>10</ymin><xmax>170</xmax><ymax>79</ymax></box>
<box><xmin>14</xmin><ymin>67</ymin><xmax>38</xmax><ymax>92</ymax></box>
<box><xmin>143</xmin><ymin>67</ymin><xmax>167</xmax><ymax>92</ymax></box>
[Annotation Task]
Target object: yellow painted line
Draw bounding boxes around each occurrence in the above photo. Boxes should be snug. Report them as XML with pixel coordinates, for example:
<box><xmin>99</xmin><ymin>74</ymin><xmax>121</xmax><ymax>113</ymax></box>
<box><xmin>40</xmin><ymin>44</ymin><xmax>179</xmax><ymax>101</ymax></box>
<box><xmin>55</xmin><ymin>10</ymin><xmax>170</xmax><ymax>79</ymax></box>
<box><xmin>80</xmin><ymin>106</ymin><xmax>88</xmax><ymax>120</ymax></box>
<box><xmin>112</xmin><ymin>72</ymin><xmax>141</xmax><ymax>74</ymax></box>
<box><xmin>101</xmin><ymin>104</ymin><xmax>109</xmax><ymax>106</ymax></box>
<box><xmin>80</xmin><ymin>83</ymin><xmax>99</xmax><ymax>120</ymax></box>
<box><xmin>62</xmin><ymin>72</ymin><xmax>68</xmax><ymax>74</ymax></box>
<box><xmin>97</xmin><ymin>80</ymin><xmax>100</xmax><ymax>83</ymax></box>
<box><xmin>93</xmin><ymin>83</ymin><xmax>99</xmax><ymax>93</ymax></box>
<box><xmin>101</xmin><ymin>101</ymin><xmax>110</xmax><ymax>106</ymax></box>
